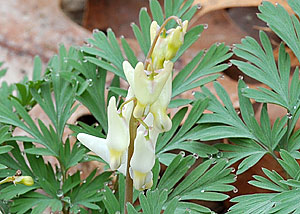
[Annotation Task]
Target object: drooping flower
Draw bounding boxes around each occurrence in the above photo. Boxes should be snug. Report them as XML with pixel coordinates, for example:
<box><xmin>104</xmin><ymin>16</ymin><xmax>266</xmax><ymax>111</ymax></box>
<box><xmin>129</xmin><ymin>114</ymin><xmax>159</xmax><ymax>190</ymax></box>
<box><xmin>77</xmin><ymin>90</ymin><xmax>134</xmax><ymax>172</ymax></box>
<box><xmin>150</xmin><ymin>74</ymin><xmax>172</xmax><ymax>132</ymax></box>
<box><xmin>123</xmin><ymin>60</ymin><xmax>173</xmax><ymax>118</ymax></box>
<box><xmin>77</xmin><ymin>133</ymin><xmax>126</xmax><ymax>174</ymax></box>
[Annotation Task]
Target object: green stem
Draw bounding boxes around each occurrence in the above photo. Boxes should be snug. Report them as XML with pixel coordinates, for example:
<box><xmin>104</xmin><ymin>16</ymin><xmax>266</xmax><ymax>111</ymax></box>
<box><xmin>144</xmin><ymin>16</ymin><xmax>181</xmax><ymax>70</ymax></box>
<box><xmin>124</xmin><ymin>104</ymin><xmax>138</xmax><ymax>214</ymax></box>
<box><xmin>119</xmin><ymin>97</ymin><xmax>136</xmax><ymax>117</ymax></box>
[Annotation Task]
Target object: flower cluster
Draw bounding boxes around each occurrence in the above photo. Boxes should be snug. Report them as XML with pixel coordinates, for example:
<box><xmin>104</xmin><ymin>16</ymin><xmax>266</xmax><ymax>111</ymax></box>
<box><xmin>77</xmin><ymin>18</ymin><xmax>188</xmax><ymax>191</ymax></box>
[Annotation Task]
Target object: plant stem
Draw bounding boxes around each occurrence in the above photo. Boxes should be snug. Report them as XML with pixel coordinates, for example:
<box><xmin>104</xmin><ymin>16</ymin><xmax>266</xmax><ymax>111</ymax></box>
<box><xmin>124</xmin><ymin>105</ymin><xmax>138</xmax><ymax>214</ymax></box>
<box><xmin>119</xmin><ymin>97</ymin><xmax>136</xmax><ymax>117</ymax></box>
<box><xmin>144</xmin><ymin>16</ymin><xmax>181</xmax><ymax>70</ymax></box>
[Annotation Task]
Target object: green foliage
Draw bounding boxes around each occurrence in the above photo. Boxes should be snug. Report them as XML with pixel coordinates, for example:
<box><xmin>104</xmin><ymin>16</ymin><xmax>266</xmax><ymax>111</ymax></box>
<box><xmin>127</xmin><ymin>155</ymin><xmax>235</xmax><ymax>214</ymax></box>
<box><xmin>228</xmin><ymin>150</ymin><xmax>300</xmax><ymax>214</ymax></box>
<box><xmin>2</xmin><ymin>0</ymin><xmax>300</xmax><ymax>213</ymax></box>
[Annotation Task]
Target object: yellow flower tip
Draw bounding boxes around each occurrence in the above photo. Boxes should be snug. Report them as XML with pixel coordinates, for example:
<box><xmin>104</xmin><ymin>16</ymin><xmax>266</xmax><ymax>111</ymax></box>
<box><xmin>130</xmin><ymin>169</ymin><xmax>153</xmax><ymax>191</ymax></box>
<box><xmin>109</xmin><ymin>149</ymin><xmax>124</xmax><ymax>170</ymax></box>
<box><xmin>153</xmin><ymin>110</ymin><xmax>172</xmax><ymax>132</ymax></box>
<box><xmin>133</xmin><ymin>101</ymin><xmax>147</xmax><ymax>118</ymax></box>
<box><xmin>15</xmin><ymin>176</ymin><xmax>34</xmax><ymax>186</ymax></box>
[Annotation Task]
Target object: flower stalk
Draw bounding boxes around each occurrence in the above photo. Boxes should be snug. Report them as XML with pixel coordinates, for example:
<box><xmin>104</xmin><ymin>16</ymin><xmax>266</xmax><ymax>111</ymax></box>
<box><xmin>125</xmin><ymin>104</ymin><xmax>138</xmax><ymax>213</ymax></box>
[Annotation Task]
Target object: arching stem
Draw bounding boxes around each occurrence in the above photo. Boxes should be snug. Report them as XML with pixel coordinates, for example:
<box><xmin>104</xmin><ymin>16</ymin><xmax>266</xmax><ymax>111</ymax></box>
<box><xmin>119</xmin><ymin>97</ymin><xmax>136</xmax><ymax>117</ymax></box>
<box><xmin>144</xmin><ymin>16</ymin><xmax>181</xmax><ymax>70</ymax></box>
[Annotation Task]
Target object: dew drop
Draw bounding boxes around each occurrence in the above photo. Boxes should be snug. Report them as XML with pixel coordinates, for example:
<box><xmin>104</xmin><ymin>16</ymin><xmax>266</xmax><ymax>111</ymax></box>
<box><xmin>56</xmin><ymin>189</ymin><xmax>63</xmax><ymax>197</ymax></box>
<box><xmin>83</xmin><ymin>59</ymin><xmax>88</xmax><ymax>63</ymax></box>
<box><xmin>287</xmin><ymin>112</ymin><xmax>293</xmax><ymax>119</ymax></box>
<box><xmin>87</xmin><ymin>79</ymin><xmax>93</xmax><ymax>87</ymax></box>
<box><xmin>77</xmin><ymin>142</ymin><xmax>81</xmax><ymax>148</ymax></box>
<box><xmin>208</xmin><ymin>154</ymin><xmax>213</xmax><ymax>159</ymax></box>
<box><xmin>228</xmin><ymin>62</ymin><xmax>233</xmax><ymax>67</ymax></box>
<box><xmin>216</xmin><ymin>151</ymin><xmax>223</xmax><ymax>158</ymax></box>
<box><xmin>35</xmin><ymin>155</ymin><xmax>40</xmax><ymax>158</ymax></box>
<box><xmin>84</xmin><ymin>154</ymin><xmax>89</xmax><ymax>161</ymax></box>
<box><xmin>179</xmin><ymin>151</ymin><xmax>185</xmax><ymax>157</ymax></box>
<box><xmin>65</xmin><ymin>197</ymin><xmax>71</xmax><ymax>203</ymax></box>
<box><xmin>293</xmin><ymin>106</ymin><xmax>297</xmax><ymax>110</ymax></box>
<box><xmin>203</xmin><ymin>24</ymin><xmax>208</xmax><ymax>29</ymax></box>
<box><xmin>236</xmin><ymin>110</ymin><xmax>241</xmax><ymax>115</ymax></box>
<box><xmin>219</xmin><ymin>74</ymin><xmax>225</xmax><ymax>79</ymax></box>
<box><xmin>80</xmin><ymin>170</ymin><xmax>83</xmax><ymax>175</ymax></box>
<box><xmin>115</xmin><ymin>211</ymin><xmax>121</xmax><ymax>214</ymax></box>
<box><xmin>193</xmin><ymin>153</ymin><xmax>199</xmax><ymax>159</ymax></box>
<box><xmin>83</xmin><ymin>179</ymin><xmax>86</xmax><ymax>184</ymax></box>
<box><xmin>201</xmin><ymin>189</ymin><xmax>205</xmax><ymax>193</ymax></box>
<box><xmin>64</xmin><ymin>57</ymin><xmax>68</xmax><ymax>63</ymax></box>
<box><xmin>57</xmin><ymin>171</ymin><xmax>63</xmax><ymax>182</ymax></box>
<box><xmin>234</xmin><ymin>175</ymin><xmax>238</xmax><ymax>181</ymax></box>
<box><xmin>93</xmin><ymin>28</ymin><xmax>100</xmax><ymax>34</ymax></box>
<box><xmin>196</xmin><ymin>3</ymin><xmax>202</xmax><ymax>9</ymax></box>
<box><xmin>97</xmin><ymin>189</ymin><xmax>101</xmax><ymax>193</ymax></box>
<box><xmin>238</xmin><ymin>75</ymin><xmax>244</xmax><ymax>80</ymax></box>
<box><xmin>55</xmin><ymin>73</ymin><xmax>60</xmax><ymax>77</ymax></box>
<box><xmin>231</xmin><ymin>168</ymin><xmax>236</xmax><ymax>173</ymax></box>
<box><xmin>233</xmin><ymin>187</ymin><xmax>238</xmax><ymax>193</ymax></box>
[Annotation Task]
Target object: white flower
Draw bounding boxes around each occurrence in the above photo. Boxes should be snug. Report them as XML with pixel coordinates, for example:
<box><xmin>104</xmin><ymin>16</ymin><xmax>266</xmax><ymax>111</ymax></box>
<box><xmin>129</xmin><ymin>114</ymin><xmax>159</xmax><ymax>190</ymax></box>
<box><xmin>123</xmin><ymin>60</ymin><xmax>173</xmax><ymax>118</ymax></box>
<box><xmin>77</xmin><ymin>91</ymin><xmax>134</xmax><ymax>172</ymax></box>
<box><xmin>77</xmin><ymin>133</ymin><xmax>127</xmax><ymax>174</ymax></box>
<box><xmin>150</xmin><ymin>74</ymin><xmax>172</xmax><ymax>132</ymax></box>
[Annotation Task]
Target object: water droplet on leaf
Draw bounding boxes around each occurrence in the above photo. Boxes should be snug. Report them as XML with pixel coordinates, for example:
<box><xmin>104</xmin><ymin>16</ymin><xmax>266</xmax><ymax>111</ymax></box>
<box><xmin>179</xmin><ymin>151</ymin><xmax>185</xmax><ymax>157</ymax></box>
<box><xmin>56</xmin><ymin>189</ymin><xmax>63</xmax><ymax>197</ymax></box>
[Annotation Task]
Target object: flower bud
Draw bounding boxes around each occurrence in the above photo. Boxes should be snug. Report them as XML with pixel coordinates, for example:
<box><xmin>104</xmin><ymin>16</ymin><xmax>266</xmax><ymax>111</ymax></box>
<box><xmin>165</xmin><ymin>20</ymin><xmax>188</xmax><ymax>61</ymax></box>
<box><xmin>150</xmin><ymin>20</ymin><xmax>189</xmax><ymax>70</ymax></box>
<box><xmin>0</xmin><ymin>176</ymin><xmax>34</xmax><ymax>186</ymax></box>
<box><xmin>14</xmin><ymin>176</ymin><xmax>34</xmax><ymax>186</ymax></box>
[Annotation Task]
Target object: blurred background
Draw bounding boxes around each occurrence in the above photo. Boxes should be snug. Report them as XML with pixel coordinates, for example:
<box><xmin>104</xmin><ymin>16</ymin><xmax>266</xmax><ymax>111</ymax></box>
<box><xmin>0</xmin><ymin>0</ymin><xmax>297</xmax><ymax>212</ymax></box>
<box><xmin>1</xmin><ymin>0</ymin><xmax>294</xmax><ymax>85</ymax></box>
